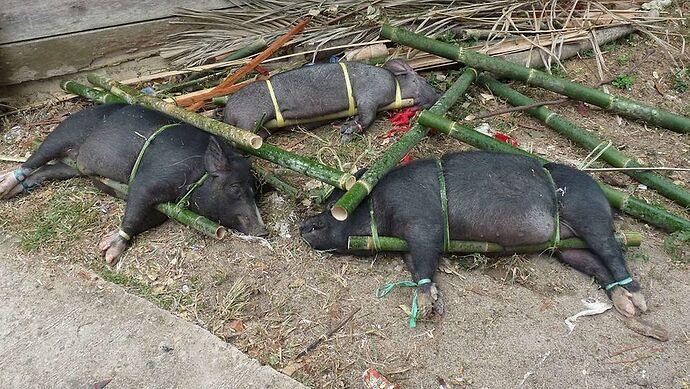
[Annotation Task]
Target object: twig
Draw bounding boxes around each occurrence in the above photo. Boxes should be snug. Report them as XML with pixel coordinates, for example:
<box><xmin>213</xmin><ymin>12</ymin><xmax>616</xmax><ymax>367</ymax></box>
<box><xmin>608</xmin><ymin>344</ymin><xmax>643</xmax><ymax>358</ymax></box>
<box><xmin>296</xmin><ymin>307</ymin><xmax>361</xmax><ymax>358</ymax></box>
<box><xmin>468</xmin><ymin>98</ymin><xmax>569</xmax><ymax>120</ymax></box>
<box><xmin>583</xmin><ymin>167</ymin><xmax>690</xmax><ymax>172</ymax></box>
<box><xmin>604</xmin><ymin>349</ymin><xmax>661</xmax><ymax>365</ymax></box>
<box><xmin>0</xmin><ymin>155</ymin><xmax>27</xmax><ymax>163</ymax></box>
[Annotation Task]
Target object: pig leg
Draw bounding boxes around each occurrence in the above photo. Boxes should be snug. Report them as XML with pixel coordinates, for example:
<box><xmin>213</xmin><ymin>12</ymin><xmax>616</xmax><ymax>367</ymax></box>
<box><xmin>1</xmin><ymin>125</ymin><xmax>83</xmax><ymax>197</ymax></box>
<box><xmin>99</xmin><ymin>196</ymin><xmax>167</xmax><ymax>265</ymax></box>
<box><xmin>556</xmin><ymin>248</ymin><xmax>638</xmax><ymax>317</ymax></box>
<box><xmin>401</xmin><ymin>225</ymin><xmax>445</xmax><ymax>318</ymax></box>
<box><xmin>0</xmin><ymin>162</ymin><xmax>83</xmax><ymax>198</ymax></box>
<box><xmin>339</xmin><ymin>97</ymin><xmax>379</xmax><ymax>143</ymax></box>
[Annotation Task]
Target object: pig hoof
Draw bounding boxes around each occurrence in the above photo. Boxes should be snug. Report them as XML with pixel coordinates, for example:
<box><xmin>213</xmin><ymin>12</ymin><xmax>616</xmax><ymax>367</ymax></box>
<box><xmin>0</xmin><ymin>170</ymin><xmax>21</xmax><ymax>199</ymax></box>
<box><xmin>98</xmin><ymin>230</ymin><xmax>129</xmax><ymax>265</ymax></box>
<box><xmin>416</xmin><ymin>283</ymin><xmax>442</xmax><ymax>319</ymax></box>
<box><xmin>610</xmin><ymin>286</ymin><xmax>636</xmax><ymax>317</ymax></box>
<box><xmin>630</xmin><ymin>291</ymin><xmax>648</xmax><ymax>313</ymax></box>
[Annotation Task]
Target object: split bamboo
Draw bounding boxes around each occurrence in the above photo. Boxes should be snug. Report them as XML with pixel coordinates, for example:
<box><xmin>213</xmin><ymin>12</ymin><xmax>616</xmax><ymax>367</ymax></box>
<box><xmin>477</xmin><ymin>74</ymin><xmax>690</xmax><ymax>209</ymax></box>
<box><xmin>380</xmin><ymin>25</ymin><xmax>690</xmax><ymax>134</ymax></box>
<box><xmin>348</xmin><ymin>232</ymin><xmax>641</xmax><ymax>252</ymax></box>
<box><xmin>330</xmin><ymin>68</ymin><xmax>477</xmax><ymax>221</ymax></box>
<box><xmin>417</xmin><ymin>110</ymin><xmax>690</xmax><ymax>233</ymax></box>
<box><xmin>60</xmin><ymin>80</ymin><xmax>125</xmax><ymax>104</ymax></box>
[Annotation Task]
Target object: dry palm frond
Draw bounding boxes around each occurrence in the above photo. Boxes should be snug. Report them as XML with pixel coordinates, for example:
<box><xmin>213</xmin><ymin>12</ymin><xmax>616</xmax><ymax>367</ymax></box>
<box><xmin>162</xmin><ymin>0</ymin><xmax>674</xmax><ymax>67</ymax></box>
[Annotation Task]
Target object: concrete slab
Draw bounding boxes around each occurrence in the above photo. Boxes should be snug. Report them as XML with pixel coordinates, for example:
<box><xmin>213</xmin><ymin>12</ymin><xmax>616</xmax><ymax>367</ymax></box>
<box><xmin>0</xmin><ymin>239</ymin><xmax>305</xmax><ymax>389</ymax></box>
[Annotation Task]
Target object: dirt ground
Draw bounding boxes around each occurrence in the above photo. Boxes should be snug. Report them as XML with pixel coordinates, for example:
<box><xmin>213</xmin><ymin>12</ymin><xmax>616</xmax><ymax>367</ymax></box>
<box><xmin>1</xmin><ymin>5</ymin><xmax>689</xmax><ymax>388</ymax></box>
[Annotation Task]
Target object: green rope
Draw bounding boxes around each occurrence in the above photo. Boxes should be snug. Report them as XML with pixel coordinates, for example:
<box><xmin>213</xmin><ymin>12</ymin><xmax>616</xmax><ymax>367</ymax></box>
<box><xmin>177</xmin><ymin>173</ymin><xmax>210</xmax><ymax>208</ymax></box>
<box><xmin>129</xmin><ymin>123</ymin><xmax>180</xmax><ymax>185</ymax></box>
<box><xmin>605</xmin><ymin>277</ymin><xmax>633</xmax><ymax>291</ymax></box>
<box><xmin>368</xmin><ymin>197</ymin><xmax>381</xmax><ymax>251</ymax></box>
<box><xmin>436</xmin><ymin>159</ymin><xmax>450</xmax><ymax>252</ymax></box>
<box><xmin>542</xmin><ymin>168</ymin><xmax>561</xmax><ymax>251</ymax></box>
<box><xmin>375</xmin><ymin>278</ymin><xmax>432</xmax><ymax>328</ymax></box>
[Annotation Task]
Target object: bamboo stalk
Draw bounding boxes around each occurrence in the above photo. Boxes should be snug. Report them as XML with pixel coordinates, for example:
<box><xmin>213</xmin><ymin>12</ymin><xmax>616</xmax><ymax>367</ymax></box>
<box><xmin>380</xmin><ymin>25</ymin><xmax>690</xmax><ymax>134</ymax></box>
<box><xmin>60</xmin><ymin>80</ymin><xmax>125</xmax><ymax>104</ymax></box>
<box><xmin>253</xmin><ymin>165</ymin><xmax>300</xmax><ymax>199</ymax></box>
<box><xmin>61</xmin><ymin>159</ymin><xmax>225</xmax><ymax>239</ymax></box>
<box><xmin>477</xmin><ymin>74</ymin><xmax>690</xmax><ymax>209</ymax></box>
<box><xmin>217</xmin><ymin>38</ymin><xmax>268</xmax><ymax>62</ymax></box>
<box><xmin>417</xmin><ymin>110</ymin><xmax>690</xmax><ymax>233</ymax></box>
<box><xmin>61</xmin><ymin>81</ymin><xmax>355</xmax><ymax>190</ymax></box>
<box><xmin>348</xmin><ymin>232</ymin><xmax>641</xmax><ymax>252</ymax></box>
<box><xmin>86</xmin><ymin>73</ymin><xmax>262</xmax><ymax>150</ymax></box>
<box><xmin>247</xmin><ymin>143</ymin><xmax>355</xmax><ymax>190</ymax></box>
<box><xmin>177</xmin><ymin>16</ymin><xmax>312</xmax><ymax>108</ymax></box>
<box><xmin>330</xmin><ymin>68</ymin><xmax>477</xmax><ymax>221</ymax></box>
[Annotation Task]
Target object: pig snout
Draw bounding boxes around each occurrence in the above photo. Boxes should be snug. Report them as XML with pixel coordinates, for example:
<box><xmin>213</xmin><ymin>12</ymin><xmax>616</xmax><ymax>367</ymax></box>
<box><xmin>237</xmin><ymin>204</ymin><xmax>268</xmax><ymax>237</ymax></box>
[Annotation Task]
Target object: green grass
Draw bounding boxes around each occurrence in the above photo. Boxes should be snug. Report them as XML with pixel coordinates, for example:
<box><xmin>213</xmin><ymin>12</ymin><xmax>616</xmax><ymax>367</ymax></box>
<box><xmin>579</xmin><ymin>49</ymin><xmax>594</xmax><ymax>58</ymax></box>
<box><xmin>612</xmin><ymin>74</ymin><xmax>636</xmax><ymax>90</ymax></box>
<box><xmin>616</xmin><ymin>53</ymin><xmax>631</xmax><ymax>66</ymax></box>
<box><xmin>549</xmin><ymin>64</ymin><xmax>567</xmax><ymax>78</ymax></box>
<box><xmin>18</xmin><ymin>186</ymin><xmax>101</xmax><ymax>253</ymax></box>
<box><xmin>663</xmin><ymin>230</ymin><xmax>690</xmax><ymax>263</ymax></box>
<box><xmin>672</xmin><ymin>68</ymin><xmax>689</xmax><ymax>93</ymax></box>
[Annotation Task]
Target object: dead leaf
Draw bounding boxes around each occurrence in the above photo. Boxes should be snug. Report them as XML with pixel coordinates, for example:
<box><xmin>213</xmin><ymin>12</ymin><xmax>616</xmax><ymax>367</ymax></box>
<box><xmin>228</xmin><ymin>319</ymin><xmax>245</xmax><ymax>333</ymax></box>
<box><xmin>151</xmin><ymin>286</ymin><xmax>166</xmax><ymax>295</ymax></box>
<box><xmin>281</xmin><ymin>361</ymin><xmax>304</xmax><ymax>377</ymax></box>
<box><xmin>289</xmin><ymin>278</ymin><xmax>305</xmax><ymax>288</ymax></box>
<box><xmin>575</xmin><ymin>102</ymin><xmax>590</xmax><ymax>117</ymax></box>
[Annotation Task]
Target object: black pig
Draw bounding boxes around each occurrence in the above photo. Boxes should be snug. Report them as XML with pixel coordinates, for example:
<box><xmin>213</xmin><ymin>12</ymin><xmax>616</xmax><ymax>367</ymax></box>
<box><xmin>0</xmin><ymin>104</ymin><xmax>267</xmax><ymax>263</ymax></box>
<box><xmin>223</xmin><ymin>59</ymin><xmax>442</xmax><ymax>142</ymax></box>
<box><xmin>301</xmin><ymin>152</ymin><xmax>647</xmax><ymax>319</ymax></box>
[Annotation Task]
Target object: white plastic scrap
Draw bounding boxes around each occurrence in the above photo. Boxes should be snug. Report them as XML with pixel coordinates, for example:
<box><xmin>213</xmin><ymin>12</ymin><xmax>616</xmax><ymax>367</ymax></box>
<box><xmin>565</xmin><ymin>298</ymin><xmax>612</xmax><ymax>333</ymax></box>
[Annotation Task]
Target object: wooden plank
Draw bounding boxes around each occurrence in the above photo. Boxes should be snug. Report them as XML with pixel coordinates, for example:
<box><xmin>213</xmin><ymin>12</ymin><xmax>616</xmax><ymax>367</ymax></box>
<box><xmin>0</xmin><ymin>0</ymin><xmax>230</xmax><ymax>44</ymax></box>
<box><xmin>0</xmin><ymin>19</ymin><xmax>190</xmax><ymax>85</ymax></box>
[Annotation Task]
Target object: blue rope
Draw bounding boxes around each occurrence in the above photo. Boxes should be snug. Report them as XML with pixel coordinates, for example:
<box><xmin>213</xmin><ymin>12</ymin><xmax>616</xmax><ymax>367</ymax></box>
<box><xmin>376</xmin><ymin>278</ymin><xmax>432</xmax><ymax>328</ymax></box>
<box><xmin>605</xmin><ymin>276</ymin><xmax>633</xmax><ymax>291</ymax></box>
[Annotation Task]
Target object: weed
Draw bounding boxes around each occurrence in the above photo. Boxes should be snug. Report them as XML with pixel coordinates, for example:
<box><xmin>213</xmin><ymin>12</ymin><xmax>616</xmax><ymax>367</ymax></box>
<box><xmin>549</xmin><ymin>64</ymin><xmax>567</xmax><ymax>78</ymax></box>
<box><xmin>616</xmin><ymin>54</ymin><xmax>631</xmax><ymax>66</ymax></box>
<box><xmin>579</xmin><ymin>49</ymin><xmax>594</xmax><ymax>58</ymax></box>
<box><xmin>672</xmin><ymin>68</ymin><xmax>689</xmax><ymax>93</ymax></box>
<box><xmin>436</xmin><ymin>30</ymin><xmax>458</xmax><ymax>45</ymax></box>
<box><xmin>663</xmin><ymin>230</ymin><xmax>690</xmax><ymax>263</ymax></box>
<box><xmin>612</xmin><ymin>74</ymin><xmax>636</xmax><ymax>90</ymax></box>
<box><xmin>629</xmin><ymin>250</ymin><xmax>650</xmax><ymax>262</ymax></box>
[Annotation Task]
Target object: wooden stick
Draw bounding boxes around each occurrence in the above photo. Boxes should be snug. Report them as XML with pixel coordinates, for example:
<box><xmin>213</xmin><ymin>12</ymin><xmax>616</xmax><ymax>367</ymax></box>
<box><xmin>296</xmin><ymin>307</ymin><xmax>361</xmax><ymax>358</ymax></box>
<box><xmin>583</xmin><ymin>167</ymin><xmax>690</xmax><ymax>172</ymax></box>
<box><xmin>177</xmin><ymin>16</ymin><xmax>313</xmax><ymax>109</ymax></box>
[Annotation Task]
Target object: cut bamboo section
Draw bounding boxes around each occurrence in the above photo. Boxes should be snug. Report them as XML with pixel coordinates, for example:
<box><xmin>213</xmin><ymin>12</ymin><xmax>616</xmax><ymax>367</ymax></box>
<box><xmin>380</xmin><ymin>25</ymin><xmax>690</xmax><ymax>134</ymax></box>
<box><xmin>86</xmin><ymin>73</ymin><xmax>263</xmax><ymax>150</ymax></box>
<box><xmin>417</xmin><ymin>110</ymin><xmax>690</xmax><ymax>233</ymax></box>
<box><xmin>330</xmin><ymin>68</ymin><xmax>477</xmax><ymax>221</ymax></box>
<box><xmin>476</xmin><ymin>74</ymin><xmax>690</xmax><ymax>209</ymax></box>
<box><xmin>64</xmin><ymin>80</ymin><xmax>354</xmax><ymax>190</ymax></box>
<box><xmin>60</xmin><ymin>81</ymin><xmax>125</xmax><ymax>104</ymax></box>
<box><xmin>348</xmin><ymin>232</ymin><xmax>641</xmax><ymax>252</ymax></box>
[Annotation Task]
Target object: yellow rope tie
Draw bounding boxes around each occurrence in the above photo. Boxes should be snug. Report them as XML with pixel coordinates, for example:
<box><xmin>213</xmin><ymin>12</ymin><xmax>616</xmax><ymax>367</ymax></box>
<box><xmin>265</xmin><ymin>79</ymin><xmax>284</xmax><ymax>127</ymax></box>
<box><xmin>118</xmin><ymin>229</ymin><xmax>131</xmax><ymax>241</ymax></box>
<box><xmin>339</xmin><ymin>63</ymin><xmax>357</xmax><ymax>116</ymax></box>
<box><xmin>393</xmin><ymin>80</ymin><xmax>403</xmax><ymax>109</ymax></box>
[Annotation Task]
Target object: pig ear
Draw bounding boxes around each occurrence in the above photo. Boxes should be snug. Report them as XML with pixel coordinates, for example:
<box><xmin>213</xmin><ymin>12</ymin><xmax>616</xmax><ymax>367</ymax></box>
<box><xmin>204</xmin><ymin>136</ymin><xmax>231</xmax><ymax>173</ymax></box>
<box><xmin>383</xmin><ymin>59</ymin><xmax>416</xmax><ymax>76</ymax></box>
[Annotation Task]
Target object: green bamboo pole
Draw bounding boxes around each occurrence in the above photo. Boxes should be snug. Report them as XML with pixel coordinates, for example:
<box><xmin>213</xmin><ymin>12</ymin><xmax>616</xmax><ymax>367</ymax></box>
<box><xmin>477</xmin><ymin>74</ymin><xmax>690</xmax><ymax>209</ymax></box>
<box><xmin>330</xmin><ymin>68</ymin><xmax>477</xmax><ymax>221</ymax></box>
<box><xmin>70</xmin><ymin>78</ymin><xmax>355</xmax><ymax>190</ymax></box>
<box><xmin>348</xmin><ymin>232</ymin><xmax>641</xmax><ymax>252</ymax></box>
<box><xmin>380</xmin><ymin>25</ymin><xmax>690</xmax><ymax>134</ymax></box>
<box><xmin>253</xmin><ymin>165</ymin><xmax>300</xmax><ymax>199</ymax></box>
<box><xmin>61</xmin><ymin>159</ymin><xmax>225</xmax><ymax>239</ymax></box>
<box><xmin>219</xmin><ymin>38</ymin><xmax>268</xmax><ymax>62</ymax></box>
<box><xmin>86</xmin><ymin>73</ymin><xmax>263</xmax><ymax>149</ymax></box>
<box><xmin>417</xmin><ymin>110</ymin><xmax>690</xmax><ymax>233</ymax></box>
<box><xmin>61</xmin><ymin>80</ymin><xmax>125</xmax><ymax>104</ymax></box>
